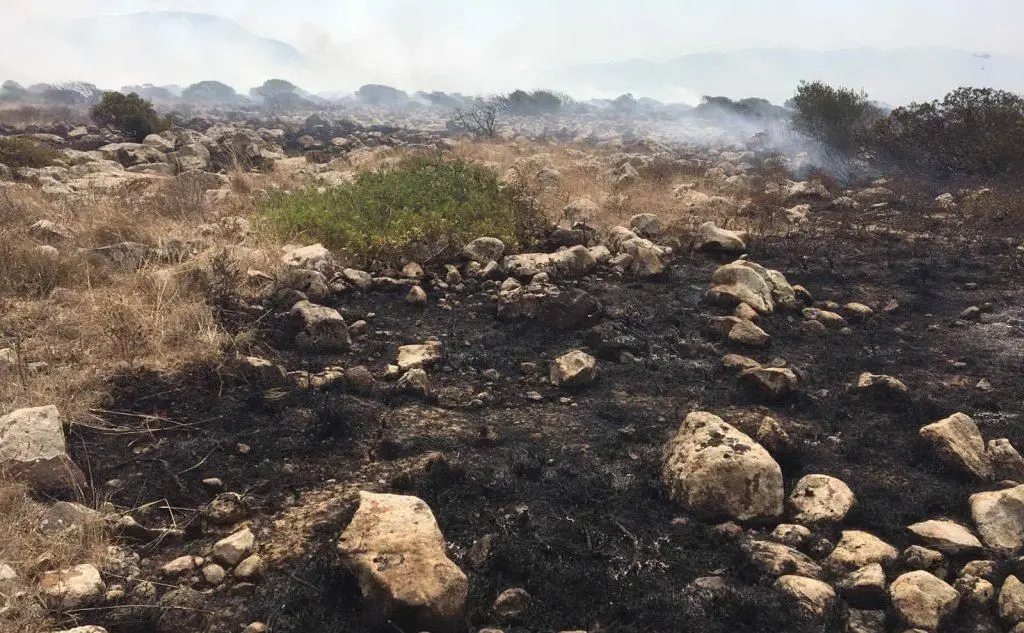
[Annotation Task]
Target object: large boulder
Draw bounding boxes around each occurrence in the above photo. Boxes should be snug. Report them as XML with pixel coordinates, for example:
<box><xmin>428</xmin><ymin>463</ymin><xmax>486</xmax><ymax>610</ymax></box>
<box><xmin>462</xmin><ymin>237</ymin><xmax>505</xmax><ymax>263</ymax></box>
<box><xmin>739</xmin><ymin>365</ymin><xmax>800</xmax><ymax>401</ymax></box>
<box><xmin>775</xmin><ymin>575</ymin><xmax>836</xmax><ymax>617</ymax></box>
<box><xmin>889</xmin><ymin>570</ymin><xmax>959</xmax><ymax>631</ymax></box>
<box><xmin>707</xmin><ymin>260</ymin><xmax>794</xmax><ymax>313</ymax></box>
<box><xmin>549</xmin><ymin>350</ymin><xmax>598</xmax><ymax>388</ymax></box>
<box><xmin>741</xmin><ymin>540</ymin><xmax>823</xmax><ymax>578</ymax></box>
<box><xmin>290</xmin><ymin>301</ymin><xmax>351</xmax><ymax>351</ymax></box>
<box><xmin>906</xmin><ymin>520</ymin><xmax>983</xmax><ymax>555</ymax></box>
<box><xmin>825</xmin><ymin>531</ymin><xmax>899</xmax><ymax>573</ymax></box>
<box><xmin>999</xmin><ymin>575</ymin><xmax>1024</xmax><ymax>625</ymax></box>
<box><xmin>0</xmin><ymin>406</ymin><xmax>85</xmax><ymax>491</ymax></box>
<box><xmin>661</xmin><ymin>412</ymin><xmax>783</xmax><ymax>521</ymax></box>
<box><xmin>970</xmin><ymin>485</ymin><xmax>1024</xmax><ymax>553</ymax></box>
<box><xmin>695</xmin><ymin>222</ymin><xmax>748</xmax><ymax>253</ymax></box>
<box><xmin>501</xmin><ymin>245</ymin><xmax>597</xmax><ymax>280</ymax></box>
<box><xmin>396</xmin><ymin>342</ymin><xmax>444</xmax><ymax>372</ymax></box>
<box><xmin>39</xmin><ymin>564</ymin><xmax>105</xmax><ymax>610</ymax></box>
<box><xmin>788</xmin><ymin>474</ymin><xmax>856</xmax><ymax>523</ymax></box>
<box><xmin>281</xmin><ymin>243</ymin><xmax>334</xmax><ymax>274</ymax></box>
<box><xmin>919</xmin><ymin>413</ymin><xmax>992</xmax><ymax>480</ymax></box>
<box><xmin>338</xmin><ymin>492</ymin><xmax>468</xmax><ymax>632</ymax></box>
<box><xmin>988</xmin><ymin>439</ymin><xmax>1024</xmax><ymax>482</ymax></box>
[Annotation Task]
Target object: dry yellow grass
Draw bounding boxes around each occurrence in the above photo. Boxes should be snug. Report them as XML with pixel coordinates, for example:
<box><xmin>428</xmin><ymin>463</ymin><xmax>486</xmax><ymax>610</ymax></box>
<box><xmin>0</xmin><ymin>480</ymin><xmax>109</xmax><ymax>633</ymax></box>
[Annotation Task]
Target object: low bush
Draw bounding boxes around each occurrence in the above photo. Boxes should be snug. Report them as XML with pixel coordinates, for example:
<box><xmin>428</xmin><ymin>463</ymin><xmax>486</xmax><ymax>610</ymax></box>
<box><xmin>874</xmin><ymin>87</ymin><xmax>1024</xmax><ymax>176</ymax></box>
<box><xmin>261</xmin><ymin>156</ymin><xmax>546</xmax><ymax>266</ymax></box>
<box><xmin>789</xmin><ymin>80</ymin><xmax>883</xmax><ymax>153</ymax></box>
<box><xmin>90</xmin><ymin>91</ymin><xmax>170</xmax><ymax>141</ymax></box>
<box><xmin>0</xmin><ymin>137</ymin><xmax>60</xmax><ymax>169</ymax></box>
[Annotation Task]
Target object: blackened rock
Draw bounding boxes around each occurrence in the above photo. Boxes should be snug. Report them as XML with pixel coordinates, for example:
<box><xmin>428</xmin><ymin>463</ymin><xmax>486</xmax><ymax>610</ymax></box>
<box><xmin>541</xmin><ymin>289</ymin><xmax>603</xmax><ymax>330</ymax></box>
<box><xmin>585</xmin><ymin>322</ymin><xmax>647</xmax><ymax>360</ymax></box>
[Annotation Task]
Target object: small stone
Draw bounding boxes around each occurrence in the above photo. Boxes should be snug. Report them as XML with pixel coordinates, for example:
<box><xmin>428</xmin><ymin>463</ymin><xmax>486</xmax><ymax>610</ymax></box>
<box><xmin>728</xmin><ymin>320</ymin><xmax>770</xmax><ymax>347</ymax></box>
<box><xmin>902</xmin><ymin>545</ymin><xmax>948</xmax><ymax>579</ymax></box>
<box><xmin>212</xmin><ymin>528</ymin><xmax>255</xmax><ymax>567</ymax></box>
<box><xmin>406</xmin><ymin>285</ymin><xmax>428</xmax><ymax>306</ymax></box>
<box><xmin>788</xmin><ymin>474</ymin><xmax>856</xmax><ymax>523</ymax></box>
<box><xmin>234</xmin><ymin>555</ymin><xmax>265</xmax><ymax>581</ymax></box>
<box><xmin>520</xmin><ymin>362</ymin><xmax>538</xmax><ymax>375</ymax></box>
<box><xmin>843</xmin><ymin>303</ymin><xmax>874</xmax><ymax>321</ymax></box>
<box><xmin>202</xmin><ymin>564</ymin><xmax>226</xmax><ymax>585</ymax></box>
<box><xmin>494</xmin><ymin>587</ymin><xmax>530</xmax><ymax>620</ymax></box>
<box><xmin>955</xmin><ymin>574</ymin><xmax>995</xmax><ymax>607</ymax></box>
<box><xmin>801</xmin><ymin>319</ymin><xmax>827</xmax><ymax>336</ymax></box>
<box><xmin>402</xmin><ymin>262</ymin><xmax>425</xmax><ymax>280</ymax></box>
<box><xmin>838</xmin><ymin>563</ymin><xmax>887</xmax><ymax>608</ymax></box>
<box><xmin>771</xmin><ymin>524</ymin><xmax>811</xmax><ymax>548</ymax></box>
<box><xmin>242</xmin><ymin>624</ymin><xmax>269</xmax><ymax>633</ymax></box>
<box><xmin>856</xmin><ymin>372</ymin><xmax>909</xmax><ymax>396</ymax></box>
<box><xmin>845</xmin><ymin>609</ymin><xmax>886</xmax><ymax>633</ymax></box>
<box><xmin>960</xmin><ymin>306</ymin><xmax>982</xmax><ymax>321</ymax></box>
<box><xmin>160</xmin><ymin>555</ymin><xmax>196</xmax><ymax>578</ymax></box>
<box><xmin>775</xmin><ymin>575</ymin><xmax>836</xmax><ymax>617</ymax></box>
<box><xmin>201</xmin><ymin>478</ymin><xmax>224</xmax><ymax>491</ymax></box>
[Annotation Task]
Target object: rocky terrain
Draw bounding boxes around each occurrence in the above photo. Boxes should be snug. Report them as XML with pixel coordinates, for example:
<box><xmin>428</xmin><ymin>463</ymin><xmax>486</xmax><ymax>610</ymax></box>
<box><xmin>1</xmin><ymin>105</ymin><xmax>1024</xmax><ymax>633</ymax></box>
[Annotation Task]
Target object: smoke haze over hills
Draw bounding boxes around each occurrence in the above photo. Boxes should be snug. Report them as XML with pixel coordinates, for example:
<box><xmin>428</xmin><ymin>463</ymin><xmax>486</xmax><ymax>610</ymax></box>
<box><xmin>2</xmin><ymin>3</ymin><xmax>1024</xmax><ymax>105</ymax></box>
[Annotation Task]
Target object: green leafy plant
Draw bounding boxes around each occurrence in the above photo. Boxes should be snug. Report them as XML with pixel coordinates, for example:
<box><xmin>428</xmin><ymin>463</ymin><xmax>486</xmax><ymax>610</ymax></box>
<box><xmin>89</xmin><ymin>91</ymin><xmax>169</xmax><ymax>141</ymax></box>
<box><xmin>262</xmin><ymin>156</ymin><xmax>545</xmax><ymax>266</ymax></box>
<box><xmin>789</xmin><ymin>81</ymin><xmax>883</xmax><ymax>152</ymax></box>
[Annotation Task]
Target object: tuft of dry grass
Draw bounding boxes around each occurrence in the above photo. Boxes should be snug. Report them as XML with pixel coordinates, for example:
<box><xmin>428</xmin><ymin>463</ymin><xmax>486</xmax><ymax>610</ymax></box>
<box><xmin>0</xmin><ymin>479</ymin><xmax>109</xmax><ymax>633</ymax></box>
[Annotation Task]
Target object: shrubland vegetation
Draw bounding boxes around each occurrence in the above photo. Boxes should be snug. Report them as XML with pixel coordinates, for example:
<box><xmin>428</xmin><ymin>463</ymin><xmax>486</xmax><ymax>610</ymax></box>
<box><xmin>262</xmin><ymin>155</ymin><xmax>546</xmax><ymax>266</ymax></box>
<box><xmin>0</xmin><ymin>137</ymin><xmax>60</xmax><ymax>169</ymax></box>
<box><xmin>89</xmin><ymin>91</ymin><xmax>170</xmax><ymax>141</ymax></box>
<box><xmin>789</xmin><ymin>80</ymin><xmax>1024</xmax><ymax>177</ymax></box>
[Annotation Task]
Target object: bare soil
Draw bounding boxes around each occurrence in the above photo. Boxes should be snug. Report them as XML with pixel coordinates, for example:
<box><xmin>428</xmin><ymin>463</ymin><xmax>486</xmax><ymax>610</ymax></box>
<box><xmin>60</xmin><ymin>193</ymin><xmax>1024</xmax><ymax>633</ymax></box>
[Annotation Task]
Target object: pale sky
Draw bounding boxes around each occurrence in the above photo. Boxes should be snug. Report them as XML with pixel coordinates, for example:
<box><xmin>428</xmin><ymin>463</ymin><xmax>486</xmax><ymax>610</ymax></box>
<box><xmin>7</xmin><ymin>0</ymin><xmax>1022</xmax><ymax>60</ymax></box>
<box><xmin>1</xmin><ymin>0</ymin><xmax>1022</xmax><ymax>101</ymax></box>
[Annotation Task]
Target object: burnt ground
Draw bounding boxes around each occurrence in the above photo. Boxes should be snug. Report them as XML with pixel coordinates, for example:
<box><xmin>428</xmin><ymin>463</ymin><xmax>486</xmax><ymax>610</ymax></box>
<box><xmin>63</xmin><ymin>198</ymin><xmax>1024</xmax><ymax>633</ymax></box>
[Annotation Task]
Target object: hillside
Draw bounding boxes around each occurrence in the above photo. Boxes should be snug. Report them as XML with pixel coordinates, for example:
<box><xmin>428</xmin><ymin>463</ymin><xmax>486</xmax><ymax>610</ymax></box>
<box><xmin>0</xmin><ymin>12</ymin><xmax>316</xmax><ymax>91</ymax></box>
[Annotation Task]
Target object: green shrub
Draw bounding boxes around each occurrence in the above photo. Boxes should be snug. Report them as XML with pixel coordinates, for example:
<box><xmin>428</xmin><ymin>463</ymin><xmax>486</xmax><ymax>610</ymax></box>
<box><xmin>873</xmin><ymin>87</ymin><xmax>1024</xmax><ymax>176</ymax></box>
<box><xmin>0</xmin><ymin>137</ymin><xmax>60</xmax><ymax>169</ymax></box>
<box><xmin>90</xmin><ymin>91</ymin><xmax>169</xmax><ymax>141</ymax></box>
<box><xmin>790</xmin><ymin>80</ymin><xmax>883</xmax><ymax>152</ymax></box>
<box><xmin>261</xmin><ymin>156</ymin><xmax>546</xmax><ymax>266</ymax></box>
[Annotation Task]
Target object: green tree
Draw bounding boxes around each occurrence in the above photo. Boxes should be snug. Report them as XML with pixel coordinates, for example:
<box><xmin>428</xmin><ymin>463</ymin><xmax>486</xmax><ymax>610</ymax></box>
<box><xmin>90</xmin><ymin>91</ymin><xmax>169</xmax><ymax>141</ymax></box>
<box><xmin>790</xmin><ymin>81</ymin><xmax>883</xmax><ymax>152</ymax></box>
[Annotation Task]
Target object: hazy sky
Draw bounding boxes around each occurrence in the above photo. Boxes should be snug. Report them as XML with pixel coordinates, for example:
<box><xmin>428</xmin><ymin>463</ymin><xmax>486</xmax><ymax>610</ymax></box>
<box><xmin>2</xmin><ymin>0</ymin><xmax>1023</xmax><ymax>100</ymax></box>
<box><xmin>8</xmin><ymin>0</ymin><xmax>1023</xmax><ymax>60</ymax></box>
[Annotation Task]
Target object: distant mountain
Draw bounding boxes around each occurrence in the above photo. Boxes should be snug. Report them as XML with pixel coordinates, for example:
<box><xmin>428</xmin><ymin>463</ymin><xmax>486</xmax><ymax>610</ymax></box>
<box><xmin>0</xmin><ymin>12</ymin><xmax>318</xmax><ymax>92</ymax></box>
<box><xmin>551</xmin><ymin>47</ymin><xmax>1024</xmax><ymax>106</ymax></box>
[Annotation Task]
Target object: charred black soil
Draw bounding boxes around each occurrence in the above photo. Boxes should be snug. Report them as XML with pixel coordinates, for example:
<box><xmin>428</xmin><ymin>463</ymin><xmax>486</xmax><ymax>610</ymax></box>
<box><xmin>64</xmin><ymin>198</ymin><xmax>1024</xmax><ymax>633</ymax></box>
